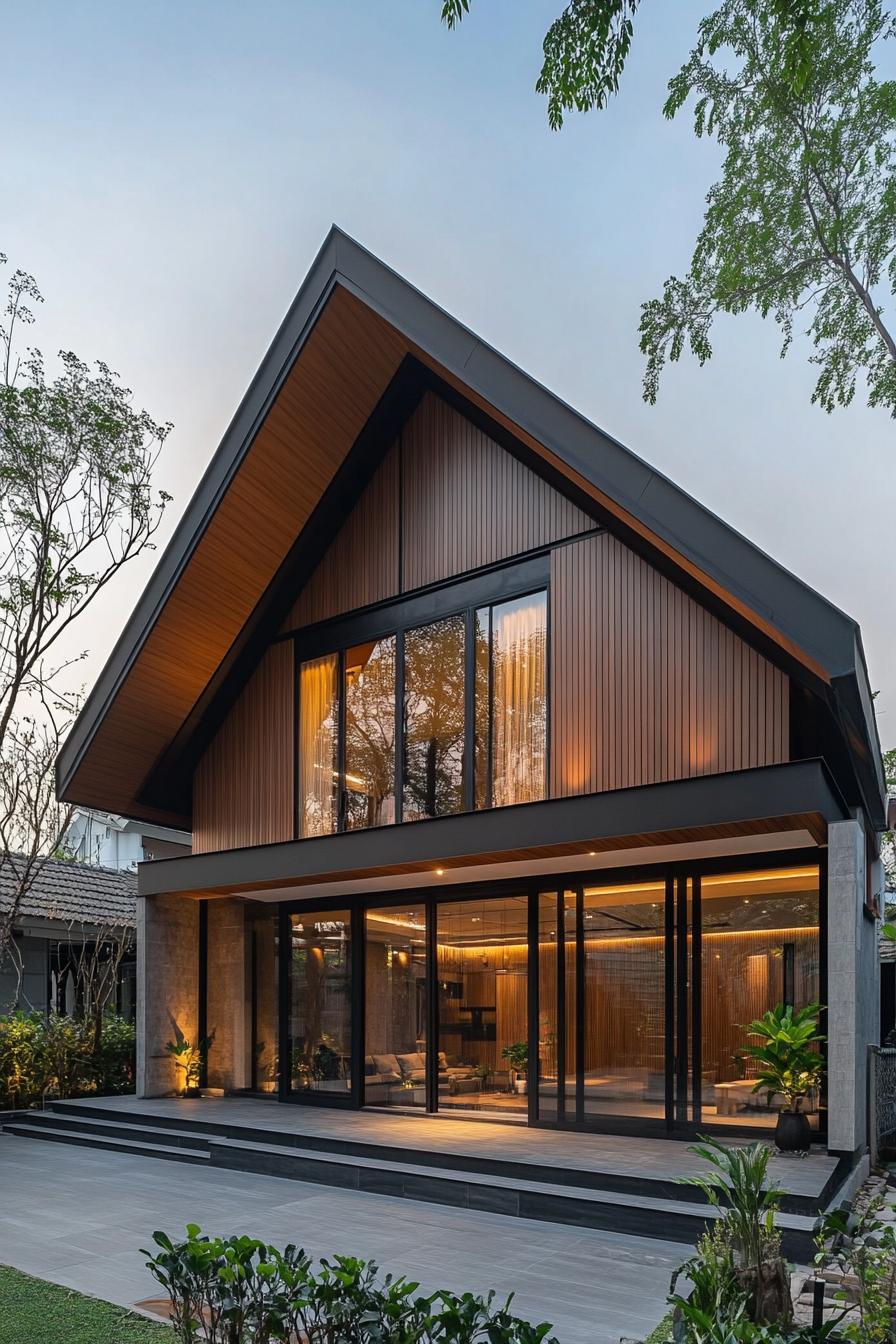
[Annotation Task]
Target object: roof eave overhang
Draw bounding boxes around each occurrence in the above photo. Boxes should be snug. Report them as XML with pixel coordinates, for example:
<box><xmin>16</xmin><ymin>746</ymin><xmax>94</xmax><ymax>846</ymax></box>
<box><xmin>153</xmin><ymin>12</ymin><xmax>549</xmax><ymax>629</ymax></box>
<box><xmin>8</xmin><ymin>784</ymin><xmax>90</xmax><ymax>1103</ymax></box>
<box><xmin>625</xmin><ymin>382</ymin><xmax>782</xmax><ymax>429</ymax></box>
<box><xmin>56</xmin><ymin>226</ymin><xmax>886</xmax><ymax>831</ymax></box>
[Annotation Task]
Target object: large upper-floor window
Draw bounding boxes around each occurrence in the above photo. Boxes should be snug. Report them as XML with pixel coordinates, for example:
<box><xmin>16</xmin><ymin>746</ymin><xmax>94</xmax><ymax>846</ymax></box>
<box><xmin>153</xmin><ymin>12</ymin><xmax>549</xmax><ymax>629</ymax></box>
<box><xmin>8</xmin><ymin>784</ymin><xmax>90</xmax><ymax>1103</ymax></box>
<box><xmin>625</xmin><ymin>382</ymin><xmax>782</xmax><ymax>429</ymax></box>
<box><xmin>297</xmin><ymin>579</ymin><xmax>547</xmax><ymax>838</ymax></box>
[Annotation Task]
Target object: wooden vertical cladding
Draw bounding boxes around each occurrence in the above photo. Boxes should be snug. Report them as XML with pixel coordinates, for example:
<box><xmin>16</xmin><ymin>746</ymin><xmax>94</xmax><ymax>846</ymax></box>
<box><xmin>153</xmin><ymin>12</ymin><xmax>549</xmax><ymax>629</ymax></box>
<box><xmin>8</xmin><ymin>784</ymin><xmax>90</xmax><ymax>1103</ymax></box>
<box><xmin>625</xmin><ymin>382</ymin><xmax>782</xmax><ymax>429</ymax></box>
<box><xmin>193</xmin><ymin>642</ymin><xmax>294</xmax><ymax>853</ymax></box>
<box><xmin>550</xmin><ymin>534</ymin><xmax>789</xmax><ymax>799</ymax></box>
<box><xmin>401</xmin><ymin>393</ymin><xmax>594</xmax><ymax>592</ymax></box>
<box><xmin>282</xmin><ymin>444</ymin><xmax>400</xmax><ymax>630</ymax></box>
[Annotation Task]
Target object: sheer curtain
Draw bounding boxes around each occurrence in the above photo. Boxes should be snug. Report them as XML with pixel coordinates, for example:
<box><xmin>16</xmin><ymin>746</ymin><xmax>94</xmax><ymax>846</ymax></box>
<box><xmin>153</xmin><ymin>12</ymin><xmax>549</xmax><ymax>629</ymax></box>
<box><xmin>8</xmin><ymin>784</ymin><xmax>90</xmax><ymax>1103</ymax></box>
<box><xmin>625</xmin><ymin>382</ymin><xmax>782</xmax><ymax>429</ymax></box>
<box><xmin>491</xmin><ymin>593</ymin><xmax>547</xmax><ymax>807</ymax></box>
<box><xmin>299</xmin><ymin>653</ymin><xmax>339</xmax><ymax>837</ymax></box>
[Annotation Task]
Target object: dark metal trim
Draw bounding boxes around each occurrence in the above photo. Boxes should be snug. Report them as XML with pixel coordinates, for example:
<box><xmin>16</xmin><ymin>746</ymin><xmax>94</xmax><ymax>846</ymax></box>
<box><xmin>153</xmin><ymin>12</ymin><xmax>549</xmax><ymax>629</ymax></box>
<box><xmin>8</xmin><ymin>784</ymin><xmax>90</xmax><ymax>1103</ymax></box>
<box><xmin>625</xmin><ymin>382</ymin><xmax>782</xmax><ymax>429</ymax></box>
<box><xmin>425</xmin><ymin>898</ymin><xmax>438</xmax><ymax>1113</ymax></box>
<box><xmin>675</xmin><ymin>876</ymin><xmax>688</xmax><ymax>1125</ymax></box>
<box><xmin>691</xmin><ymin>875</ymin><xmax>702</xmax><ymax>1128</ymax></box>
<box><xmin>575</xmin><ymin>885</ymin><xmax>585</xmax><ymax>1125</ymax></box>
<box><xmin>138</xmin><ymin>758</ymin><xmax>847</xmax><ymax>898</ymax></box>
<box><xmin>556</xmin><ymin>890</ymin><xmax>567</xmax><ymax>1123</ymax></box>
<box><xmin>664</xmin><ymin>873</ymin><xmax>675</xmax><ymax>1129</ymax></box>
<box><xmin>527</xmin><ymin>888</ymin><xmax>538</xmax><ymax>1126</ymax></box>
<box><xmin>198</xmin><ymin>899</ymin><xmax>208</xmax><ymax>1089</ymax></box>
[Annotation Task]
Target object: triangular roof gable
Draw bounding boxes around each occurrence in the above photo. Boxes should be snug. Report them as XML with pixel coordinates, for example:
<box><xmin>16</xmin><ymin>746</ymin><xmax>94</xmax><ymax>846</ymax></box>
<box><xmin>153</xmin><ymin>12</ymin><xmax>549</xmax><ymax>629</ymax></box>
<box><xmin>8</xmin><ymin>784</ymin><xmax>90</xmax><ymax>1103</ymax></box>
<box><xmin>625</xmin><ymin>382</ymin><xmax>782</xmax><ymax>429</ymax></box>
<box><xmin>55</xmin><ymin>226</ymin><xmax>885</xmax><ymax>830</ymax></box>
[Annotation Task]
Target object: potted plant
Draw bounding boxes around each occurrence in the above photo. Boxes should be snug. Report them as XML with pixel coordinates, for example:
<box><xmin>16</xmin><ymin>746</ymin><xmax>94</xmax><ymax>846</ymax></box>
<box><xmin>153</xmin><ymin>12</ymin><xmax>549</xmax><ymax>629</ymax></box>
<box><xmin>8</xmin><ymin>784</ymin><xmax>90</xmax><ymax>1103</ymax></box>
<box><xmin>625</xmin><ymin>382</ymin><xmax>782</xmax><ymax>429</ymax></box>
<box><xmin>743</xmin><ymin>1002</ymin><xmax>825</xmax><ymax>1152</ymax></box>
<box><xmin>501</xmin><ymin>1041</ymin><xmax>528</xmax><ymax>1095</ymax></box>
<box><xmin>165</xmin><ymin>1035</ymin><xmax>213</xmax><ymax>1097</ymax></box>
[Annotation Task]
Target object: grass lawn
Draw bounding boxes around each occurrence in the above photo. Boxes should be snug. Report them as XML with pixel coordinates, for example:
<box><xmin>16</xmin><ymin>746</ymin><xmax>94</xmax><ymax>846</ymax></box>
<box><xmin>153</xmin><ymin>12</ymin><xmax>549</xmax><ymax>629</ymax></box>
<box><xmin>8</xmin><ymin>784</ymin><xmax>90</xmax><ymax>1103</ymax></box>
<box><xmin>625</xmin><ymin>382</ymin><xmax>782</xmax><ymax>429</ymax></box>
<box><xmin>0</xmin><ymin>1265</ymin><xmax>171</xmax><ymax>1343</ymax></box>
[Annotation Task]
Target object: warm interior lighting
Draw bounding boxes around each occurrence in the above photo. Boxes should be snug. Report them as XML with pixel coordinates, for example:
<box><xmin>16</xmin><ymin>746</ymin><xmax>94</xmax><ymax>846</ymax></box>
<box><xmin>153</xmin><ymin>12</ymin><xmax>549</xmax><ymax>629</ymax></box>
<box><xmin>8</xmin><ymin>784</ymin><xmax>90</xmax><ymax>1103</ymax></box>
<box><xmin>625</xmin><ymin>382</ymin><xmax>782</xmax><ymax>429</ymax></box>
<box><xmin>435</xmin><ymin>868</ymin><xmax>445</xmax><ymax>876</ymax></box>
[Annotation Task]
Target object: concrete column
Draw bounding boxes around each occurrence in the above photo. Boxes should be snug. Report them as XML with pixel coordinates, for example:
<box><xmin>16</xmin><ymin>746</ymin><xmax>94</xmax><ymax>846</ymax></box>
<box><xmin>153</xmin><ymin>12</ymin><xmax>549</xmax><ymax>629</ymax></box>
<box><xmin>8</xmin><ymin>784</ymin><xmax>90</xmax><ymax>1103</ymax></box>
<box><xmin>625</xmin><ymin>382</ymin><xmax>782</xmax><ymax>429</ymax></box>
<box><xmin>827</xmin><ymin>820</ymin><xmax>880</xmax><ymax>1154</ymax></box>
<box><xmin>137</xmin><ymin>893</ymin><xmax>200</xmax><ymax>1098</ymax></box>
<box><xmin>205</xmin><ymin>899</ymin><xmax>250</xmax><ymax>1092</ymax></box>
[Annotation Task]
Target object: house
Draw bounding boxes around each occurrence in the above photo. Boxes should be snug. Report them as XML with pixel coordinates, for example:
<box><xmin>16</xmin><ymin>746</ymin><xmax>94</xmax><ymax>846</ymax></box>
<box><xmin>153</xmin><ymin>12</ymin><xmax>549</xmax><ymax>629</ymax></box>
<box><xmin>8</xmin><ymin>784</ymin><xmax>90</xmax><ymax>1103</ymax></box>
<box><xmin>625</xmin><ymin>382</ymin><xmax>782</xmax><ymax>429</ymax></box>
<box><xmin>63</xmin><ymin>807</ymin><xmax>191</xmax><ymax>870</ymax></box>
<box><xmin>0</xmin><ymin>857</ymin><xmax>137</xmax><ymax>1017</ymax></box>
<box><xmin>55</xmin><ymin>229</ymin><xmax>884</xmax><ymax>1161</ymax></box>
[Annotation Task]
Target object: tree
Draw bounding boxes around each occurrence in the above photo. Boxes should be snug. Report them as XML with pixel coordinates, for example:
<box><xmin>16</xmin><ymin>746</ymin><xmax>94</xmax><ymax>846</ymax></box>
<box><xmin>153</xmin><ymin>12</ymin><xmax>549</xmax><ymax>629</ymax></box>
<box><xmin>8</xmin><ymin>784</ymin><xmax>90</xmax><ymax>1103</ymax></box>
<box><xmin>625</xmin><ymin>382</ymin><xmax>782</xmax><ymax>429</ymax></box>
<box><xmin>882</xmin><ymin>745</ymin><xmax>896</xmax><ymax>889</ymax></box>
<box><xmin>0</xmin><ymin>256</ymin><xmax>171</xmax><ymax>982</ymax></box>
<box><xmin>442</xmin><ymin>1</ymin><xmax>896</xmax><ymax>415</ymax></box>
<box><xmin>640</xmin><ymin>0</ymin><xmax>896</xmax><ymax>414</ymax></box>
<box><xmin>440</xmin><ymin>1</ymin><xmax>820</xmax><ymax>129</ymax></box>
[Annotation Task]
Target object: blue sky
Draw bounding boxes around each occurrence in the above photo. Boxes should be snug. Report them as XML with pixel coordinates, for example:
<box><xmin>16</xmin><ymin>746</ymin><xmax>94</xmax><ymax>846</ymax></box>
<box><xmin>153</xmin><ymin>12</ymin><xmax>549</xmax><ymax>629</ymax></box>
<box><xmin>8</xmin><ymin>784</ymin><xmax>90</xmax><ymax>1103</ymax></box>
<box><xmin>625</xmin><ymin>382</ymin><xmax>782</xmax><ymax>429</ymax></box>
<box><xmin>3</xmin><ymin>1</ymin><xmax>894</xmax><ymax>739</ymax></box>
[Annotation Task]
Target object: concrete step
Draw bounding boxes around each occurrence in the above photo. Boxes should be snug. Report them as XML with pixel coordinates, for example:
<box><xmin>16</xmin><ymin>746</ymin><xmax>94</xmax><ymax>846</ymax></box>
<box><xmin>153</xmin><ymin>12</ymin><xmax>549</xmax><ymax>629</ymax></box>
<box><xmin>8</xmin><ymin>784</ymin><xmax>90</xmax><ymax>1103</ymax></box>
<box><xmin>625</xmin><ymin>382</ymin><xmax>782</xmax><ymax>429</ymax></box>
<box><xmin>16</xmin><ymin>1110</ymin><xmax>211</xmax><ymax>1151</ymax></box>
<box><xmin>3</xmin><ymin>1112</ymin><xmax>817</xmax><ymax>1258</ymax></box>
<box><xmin>4</xmin><ymin>1120</ymin><xmax>211</xmax><ymax>1166</ymax></box>
<box><xmin>39</xmin><ymin>1100</ymin><xmax>829</xmax><ymax>1216</ymax></box>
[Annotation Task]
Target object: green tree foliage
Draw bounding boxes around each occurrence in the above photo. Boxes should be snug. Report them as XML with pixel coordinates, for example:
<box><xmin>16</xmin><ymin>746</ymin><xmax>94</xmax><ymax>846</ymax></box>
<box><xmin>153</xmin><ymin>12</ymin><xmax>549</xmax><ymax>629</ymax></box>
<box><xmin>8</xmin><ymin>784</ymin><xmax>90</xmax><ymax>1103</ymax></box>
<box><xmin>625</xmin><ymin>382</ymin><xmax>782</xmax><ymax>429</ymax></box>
<box><xmin>640</xmin><ymin>0</ymin><xmax>896</xmax><ymax>414</ymax></box>
<box><xmin>440</xmin><ymin>1</ymin><xmax>819</xmax><ymax>127</ymax></box>
<box><xmin>441</xmin><ymin>2</ymin><xmax>896</xmax><ymax>416</ymax></box>
<box><xmin>0</xmin><ymin>256</ymin><xmax>170</xmax><ymax>976</ymax></box>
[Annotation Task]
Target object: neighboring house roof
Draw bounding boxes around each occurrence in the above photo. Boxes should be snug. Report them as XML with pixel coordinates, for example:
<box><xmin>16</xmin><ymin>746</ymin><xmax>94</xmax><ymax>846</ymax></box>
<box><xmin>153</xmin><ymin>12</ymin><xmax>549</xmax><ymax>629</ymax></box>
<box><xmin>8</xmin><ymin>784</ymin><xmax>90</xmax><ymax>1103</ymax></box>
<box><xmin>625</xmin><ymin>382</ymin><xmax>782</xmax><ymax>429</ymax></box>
<box><xmin>54</xmin><ymin>226</ymin><xmax>886</xmax><ymax>832</ymax></box>
<box><xmin>68</xmin><ymin>806</ymin><xmax>191</xmax><ymax>845</ymax></box>
<box><xmin>0</xmin><ymin>856</ymin><xmax>137</xmax><ymax>928</ymax></box>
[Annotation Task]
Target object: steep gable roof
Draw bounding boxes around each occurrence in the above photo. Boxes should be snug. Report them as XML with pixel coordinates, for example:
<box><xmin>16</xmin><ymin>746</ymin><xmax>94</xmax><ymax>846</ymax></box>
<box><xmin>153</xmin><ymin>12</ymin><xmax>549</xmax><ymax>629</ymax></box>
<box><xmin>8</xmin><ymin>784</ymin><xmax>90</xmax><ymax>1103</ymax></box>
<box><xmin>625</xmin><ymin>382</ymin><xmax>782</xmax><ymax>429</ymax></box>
<box><xmin>55</xmin><ymin>227</ymin><xmax>885</xmax><ymax>831</ymax></box>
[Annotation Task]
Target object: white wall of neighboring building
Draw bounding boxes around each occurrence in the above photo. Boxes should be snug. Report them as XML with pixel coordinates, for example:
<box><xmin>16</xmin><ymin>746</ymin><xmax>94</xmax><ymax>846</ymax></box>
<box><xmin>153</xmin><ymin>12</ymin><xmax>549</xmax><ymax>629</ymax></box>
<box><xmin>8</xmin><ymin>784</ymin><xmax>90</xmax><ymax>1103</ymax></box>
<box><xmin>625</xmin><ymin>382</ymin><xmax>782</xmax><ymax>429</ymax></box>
<box><xmin>65</xmin><ymin>808</ymin><xmax>191</xmax><ymax>871</ymax></box>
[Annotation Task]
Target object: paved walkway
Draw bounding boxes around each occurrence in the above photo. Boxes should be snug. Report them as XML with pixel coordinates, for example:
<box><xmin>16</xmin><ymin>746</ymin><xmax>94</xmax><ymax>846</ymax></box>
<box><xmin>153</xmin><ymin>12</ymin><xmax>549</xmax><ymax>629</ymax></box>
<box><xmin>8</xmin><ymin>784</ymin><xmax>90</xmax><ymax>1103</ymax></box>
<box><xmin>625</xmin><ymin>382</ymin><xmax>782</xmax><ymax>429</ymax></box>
<box><xmin>0</xmin><ymin>1134</ymin><xmax>680</xmax><ymax>1344</ymax></box>
<box><xmin>61</xmin><ymin>1094</ymin><xmax>836</xmax><ymax>1196</ymax></box>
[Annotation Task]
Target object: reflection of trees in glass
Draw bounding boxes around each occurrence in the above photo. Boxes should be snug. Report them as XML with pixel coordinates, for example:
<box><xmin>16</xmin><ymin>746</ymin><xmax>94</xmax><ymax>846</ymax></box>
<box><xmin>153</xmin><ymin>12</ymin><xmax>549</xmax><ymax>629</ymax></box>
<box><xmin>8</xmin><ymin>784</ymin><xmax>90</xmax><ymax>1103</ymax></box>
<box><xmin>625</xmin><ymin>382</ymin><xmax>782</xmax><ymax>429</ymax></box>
<box><xmin>290</xmin><ymin>916</ymin><xmax>351</xmax><ymax>1090</ymax></box>
<box><xmin>344</xmin><ymin>638</ymin><xmax>396</xmax><ymax>830</ymax></box>
<box><xmin>404</xmin><ymin>616</ymin><xmax>466</xmax><ymax>820</ymax></box>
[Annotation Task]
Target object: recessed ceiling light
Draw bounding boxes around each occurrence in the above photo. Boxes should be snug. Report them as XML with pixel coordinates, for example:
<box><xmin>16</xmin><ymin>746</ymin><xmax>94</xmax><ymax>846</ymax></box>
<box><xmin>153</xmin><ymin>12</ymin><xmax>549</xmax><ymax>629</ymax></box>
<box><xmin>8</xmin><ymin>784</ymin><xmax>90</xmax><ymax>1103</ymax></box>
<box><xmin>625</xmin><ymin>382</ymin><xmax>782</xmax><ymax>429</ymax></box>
<box><xmin>435</xmin><ymin>868</ymin><xmax>444</xmax><ymax>877</ymax></box>
<box><xmin>589</xmin><ymin>851</ymin><xmax>596</xmax><ymax>856</ymax></box>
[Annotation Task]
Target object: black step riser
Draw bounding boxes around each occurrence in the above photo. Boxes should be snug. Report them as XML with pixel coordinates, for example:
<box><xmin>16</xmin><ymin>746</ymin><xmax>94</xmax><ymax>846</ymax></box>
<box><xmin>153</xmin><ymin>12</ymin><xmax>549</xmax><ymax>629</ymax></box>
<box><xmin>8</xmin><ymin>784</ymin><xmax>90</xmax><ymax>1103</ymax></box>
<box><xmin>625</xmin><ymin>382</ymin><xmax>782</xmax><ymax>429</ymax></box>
<box><xmin>23</xmin><ymin>1114</ymin><xmax>209</xmax><ymax>1151</ymax></box>
<box><xmin>40</xmin><ymin>1102</ymin><xmax>820</xmax><ymax>1214</ymax></box>
<box><xmin>4</xmin><ymin>1124</ymin><xmax>208</xmax><ymax>1166</ymax></box>
<box><xmin>210</xmin><ymin>1144</ymin><xmax>814</xmax><ymax>1259</ymax></box>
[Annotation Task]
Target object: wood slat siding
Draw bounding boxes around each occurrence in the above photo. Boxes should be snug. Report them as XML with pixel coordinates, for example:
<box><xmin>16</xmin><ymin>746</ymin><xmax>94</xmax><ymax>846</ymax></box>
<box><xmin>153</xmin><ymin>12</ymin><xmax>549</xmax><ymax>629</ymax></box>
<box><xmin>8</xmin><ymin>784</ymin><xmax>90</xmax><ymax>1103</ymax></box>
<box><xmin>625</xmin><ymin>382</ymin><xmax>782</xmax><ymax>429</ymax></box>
<box><xmin>550</xmin><ymin>534</ymin><xmax>789</xmax><ymax>798</ymax></box>
<box><xmin>193</xmin><ymin>642</ymin><xmax>294</xmax><ymax>853</ymax></box>
<box><xmin>401</xmin><ymin>393</ymin><xmax>593</xmax><ymax>592</ymax></box>
<box><xmin>67</xmin><ymin>288</ymin><xmax>407</xmax><ymax>823</ymax></box>
<box><xmin>282</xmin><ymin>443</ymin><xmax>400</xmax><ymax>630</ymax></box>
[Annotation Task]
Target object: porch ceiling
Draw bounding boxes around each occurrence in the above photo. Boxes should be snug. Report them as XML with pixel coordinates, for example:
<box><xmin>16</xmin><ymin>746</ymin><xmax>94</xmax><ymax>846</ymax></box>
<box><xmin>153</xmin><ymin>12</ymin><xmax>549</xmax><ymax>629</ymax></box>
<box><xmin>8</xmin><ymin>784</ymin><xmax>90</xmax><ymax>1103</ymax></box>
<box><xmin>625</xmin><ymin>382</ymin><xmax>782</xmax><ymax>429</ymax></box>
<box><xmin>137</xmin><ymin>759</ymin><xmax>845</xmax><ymax>901</ymax></box>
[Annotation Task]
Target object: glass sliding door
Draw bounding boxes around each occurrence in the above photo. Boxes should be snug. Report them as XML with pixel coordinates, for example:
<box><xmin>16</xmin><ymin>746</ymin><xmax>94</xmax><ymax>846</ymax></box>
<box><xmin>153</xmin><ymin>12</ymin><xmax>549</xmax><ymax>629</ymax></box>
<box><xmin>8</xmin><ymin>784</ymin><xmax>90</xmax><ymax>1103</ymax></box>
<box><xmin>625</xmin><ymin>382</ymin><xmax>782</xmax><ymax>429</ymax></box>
<box><xmin>364</xmin><ymin>905</ymin><xmax>428</xmax><ymax>1108</ymax></box>
<box><xmin>436</xmin><ymin>896</ymin><xmax>528</xmax><ymax>1119</ymax></box>
<box><xmin>698</xmin><ymin>866</ymin><xmax>821</xmax><ymax>1129</ymax></box>
<box><xmin>536</xmin><ymin>891</ymin><xmax>576</xmax><ymax>1121</ymax></box>
<box><xmin>578</xmin><ymin>880</ymin><xmax>668</xmax><ymax>1123</ymax></box>
<box><xmin>287</xmin><ymin>910</ymin><xmax>353</xmax><ymax>1099</ymax></box>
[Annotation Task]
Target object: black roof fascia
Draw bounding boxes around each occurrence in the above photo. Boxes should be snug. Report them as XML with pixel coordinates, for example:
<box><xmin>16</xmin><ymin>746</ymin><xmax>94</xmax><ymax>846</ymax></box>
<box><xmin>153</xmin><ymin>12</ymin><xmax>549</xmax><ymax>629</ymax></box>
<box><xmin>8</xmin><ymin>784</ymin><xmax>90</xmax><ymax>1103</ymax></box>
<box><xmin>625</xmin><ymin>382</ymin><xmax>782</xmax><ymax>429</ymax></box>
<box><xmin>57</xmin><ymin>225</ymin><xmax>885</xmax><ymax>828</ymax></box>
<box><xmin>137</xmin><ymin>758</ymin><xmax>847</xmax><ymax>898</ymax></box>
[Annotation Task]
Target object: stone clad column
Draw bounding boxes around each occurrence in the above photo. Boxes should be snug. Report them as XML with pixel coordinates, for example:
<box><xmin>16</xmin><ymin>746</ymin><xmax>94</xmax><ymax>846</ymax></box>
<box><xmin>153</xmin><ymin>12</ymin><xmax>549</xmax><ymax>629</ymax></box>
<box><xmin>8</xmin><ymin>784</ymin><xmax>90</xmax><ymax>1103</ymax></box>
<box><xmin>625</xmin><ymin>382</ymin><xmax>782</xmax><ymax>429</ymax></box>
<box><xmin>205</xmin><ymin>898</ymin><xmax>250</xmax><ymax>1092</ymax></box>
<box><xmin>827</xmin><ymin>818</ymin><xmax>880</xmax><ymax>1154</ymax></box>
<box><xmin>137</xmin><ymin>893</ymin><xmax>200</xmax><ymax>1097</ymax></box>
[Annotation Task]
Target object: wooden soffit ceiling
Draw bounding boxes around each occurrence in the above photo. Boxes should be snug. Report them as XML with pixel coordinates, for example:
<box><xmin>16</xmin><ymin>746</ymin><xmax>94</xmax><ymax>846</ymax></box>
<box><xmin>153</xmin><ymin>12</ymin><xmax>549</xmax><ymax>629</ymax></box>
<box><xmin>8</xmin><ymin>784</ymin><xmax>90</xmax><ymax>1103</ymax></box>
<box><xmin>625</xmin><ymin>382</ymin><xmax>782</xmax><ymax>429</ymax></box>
<box><xmin>57</xmin><ymin>228</ymin><xmax>880</xmax><ymax>831</ymax></box>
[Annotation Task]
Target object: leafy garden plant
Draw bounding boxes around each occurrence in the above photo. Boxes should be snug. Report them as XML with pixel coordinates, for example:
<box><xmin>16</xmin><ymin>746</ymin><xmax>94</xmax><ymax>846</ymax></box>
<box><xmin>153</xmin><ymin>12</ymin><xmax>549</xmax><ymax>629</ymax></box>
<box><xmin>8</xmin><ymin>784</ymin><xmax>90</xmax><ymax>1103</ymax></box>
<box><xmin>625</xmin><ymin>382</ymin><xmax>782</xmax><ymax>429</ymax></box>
<box><xmin>144</xmin><ymin>1225</ymin><xmax>558</xmax><ymax>1344</ymax></box>
<box><xmin>0</xmin><ymin>1010</ymin><xmax>135</xmax><ymax>1108</ymax></box>
<box><xmin>744</xmin><ymin>1003</ymin><xmax>824</xmax><ymax>1113</ymax></box>
<box><xmin>165</xmin><ymin>1036</ymin><xmax>213</xmax><ymax>1095</ymax></box>
<box><xmin>678</xmin><ymin>1138</ymin><xmax>791</xmax><ymax>1329</ymax></box>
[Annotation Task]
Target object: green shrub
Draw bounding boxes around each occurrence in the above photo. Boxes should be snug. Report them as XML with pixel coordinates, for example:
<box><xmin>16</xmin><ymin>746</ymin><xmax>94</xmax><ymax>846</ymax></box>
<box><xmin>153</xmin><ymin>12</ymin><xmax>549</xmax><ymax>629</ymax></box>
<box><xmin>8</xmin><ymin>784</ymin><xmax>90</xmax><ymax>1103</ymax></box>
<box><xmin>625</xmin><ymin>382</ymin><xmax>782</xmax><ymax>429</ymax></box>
<box><xmin>0</xmin><ymin>1010</ymin><xmax>46</xmax><ymax>1108</ymax></box>
<box><xmin>144</xmin><ymin>1225</ymin><xmax>558</xmax><ymax>1344</ymax></box>
<box><xmin>94</xmin><ymin>1015</ymin><xmax>136</xmax><ymax>1094</ymax></box>
<box><xmin>0</xmin><ymin>1010</ymin><xmax>136</xmax><ymax>1108</ymax></box>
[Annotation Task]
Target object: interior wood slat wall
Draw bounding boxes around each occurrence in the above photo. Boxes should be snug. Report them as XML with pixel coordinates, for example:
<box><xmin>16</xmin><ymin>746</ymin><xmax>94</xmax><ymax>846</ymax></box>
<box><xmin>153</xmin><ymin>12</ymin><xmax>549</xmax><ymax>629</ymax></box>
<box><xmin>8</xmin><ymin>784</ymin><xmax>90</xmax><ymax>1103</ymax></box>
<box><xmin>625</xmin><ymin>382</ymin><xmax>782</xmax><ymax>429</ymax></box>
<box><xmin>401</xmin><ymin>393</ymin><xmax>594</xmax><ymax>592</ymax></box>
<box><xmin>550</xmin><ymin>534</ymin><xmax>789</xmax><ymax>798</ymax></box>
<box><xmin>193</xmin><ymin>642</ymin><xmax>294</xmax><ymax>853</ymax></box>
<box><xmin>282</xmin><ymin>444</ymin><xmax>400</xmax><ymax>630</ymax></box>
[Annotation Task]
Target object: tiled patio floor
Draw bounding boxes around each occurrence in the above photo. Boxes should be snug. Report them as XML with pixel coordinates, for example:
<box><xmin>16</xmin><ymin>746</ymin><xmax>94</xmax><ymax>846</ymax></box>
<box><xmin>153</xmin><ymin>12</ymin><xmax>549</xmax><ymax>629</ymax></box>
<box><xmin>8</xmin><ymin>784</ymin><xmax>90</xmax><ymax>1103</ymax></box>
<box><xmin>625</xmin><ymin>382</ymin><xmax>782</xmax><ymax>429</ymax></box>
<box><xmin>0</xmin><ymin>1134</ymin><xmax>680</xmax><ymax>1344</ymax></box>
<box><xmin>62</xmin><ymin>1093</ymin><xmax>837</xmax><ymax>1197</ymax></box>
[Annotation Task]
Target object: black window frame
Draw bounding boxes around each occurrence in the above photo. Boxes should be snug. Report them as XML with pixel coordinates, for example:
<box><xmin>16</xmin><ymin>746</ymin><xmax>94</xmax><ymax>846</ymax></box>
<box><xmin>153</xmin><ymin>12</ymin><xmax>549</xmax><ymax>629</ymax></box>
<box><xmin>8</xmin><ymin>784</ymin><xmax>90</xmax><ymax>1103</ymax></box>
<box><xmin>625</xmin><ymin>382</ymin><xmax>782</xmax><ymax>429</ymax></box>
<box><xmin>291</xmin><ymin>554</ymin><xmax>550</xmax><ymax>840</ymax></box>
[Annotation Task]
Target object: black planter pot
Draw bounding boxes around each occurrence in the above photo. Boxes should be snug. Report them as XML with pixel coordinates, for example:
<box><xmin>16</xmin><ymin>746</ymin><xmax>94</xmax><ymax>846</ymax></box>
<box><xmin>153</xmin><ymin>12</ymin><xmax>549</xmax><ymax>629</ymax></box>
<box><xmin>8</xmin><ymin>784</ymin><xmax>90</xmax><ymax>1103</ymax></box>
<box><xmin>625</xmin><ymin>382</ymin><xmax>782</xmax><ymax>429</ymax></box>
<box><xmin>775</xmin><ymin>1108</ymin><xmax>811</xmax><ymax>1152</ymax></box>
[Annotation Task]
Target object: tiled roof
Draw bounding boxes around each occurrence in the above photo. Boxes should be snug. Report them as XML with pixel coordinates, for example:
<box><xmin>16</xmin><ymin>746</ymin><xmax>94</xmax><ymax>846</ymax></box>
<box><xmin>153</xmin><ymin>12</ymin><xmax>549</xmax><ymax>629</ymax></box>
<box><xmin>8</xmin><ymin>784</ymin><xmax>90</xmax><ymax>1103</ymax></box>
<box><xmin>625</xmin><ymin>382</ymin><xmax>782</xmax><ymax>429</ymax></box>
<box><xmin>0</xmin><ymin>856</ymin><xmax>136</xmax><ymax>928</ymax></box>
